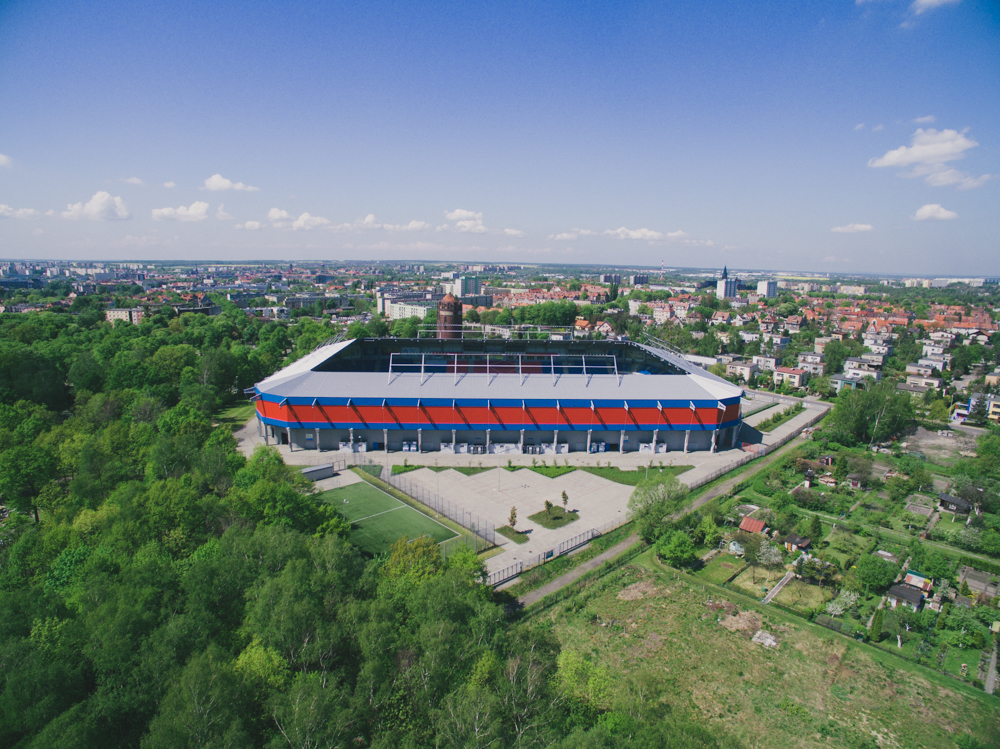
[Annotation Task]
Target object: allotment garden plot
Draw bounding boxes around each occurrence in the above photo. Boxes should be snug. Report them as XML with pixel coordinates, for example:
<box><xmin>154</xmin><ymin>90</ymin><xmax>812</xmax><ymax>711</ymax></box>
<box><xmin>318</xmin><ymin>481</ymin><xmax>457</xmax><ymax>554</ymax></box>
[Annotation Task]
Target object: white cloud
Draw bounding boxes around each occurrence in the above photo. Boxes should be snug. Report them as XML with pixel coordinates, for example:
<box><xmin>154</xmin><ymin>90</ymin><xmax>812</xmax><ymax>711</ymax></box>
<box><xmin>553</xmin><ymin>232</ymin><xmax>577</xmax><ymax>240</ymax></box>
<box><xmin>913</xmin><ymin>203</ymin><xmax>958</xmax><ymax>220</ymax></box>
<box><xmin>665</xmin><ymin>230</ymin><xmax>691</xmax><ymax>240</ymax></box>
<box><xmin>503</xmin><ymin>228</ymin><xmax>524</xmax><ymax>237</ymax></box>
<box><xmin>292</xmin><ymin>212</ymin><xmax>331</xmax><ymax>230</ymax></box>
<box><xmin>122</xmin><ymin>177</ymin><xmax>143</xmax><ymax>185</ymax></box>
<box><xmin>444</xmin><ymin>208</ymin><xmax>482</xmax><ymax>221</ymax></box>
<box><xmin>236</xmin><ymin>221</ymin><xmax>262</xmax><ymax>230</ymax></box>
<box><xmin>914</xmin><ymin>115</ymin><xmax>936</xmax><ymax>123</ymax></box>
<box><xmin>203</xmin><ymin>173</ymin><xmax>260</xmax><ymax>191</ymax></box>
<box><xmin>268</xmin><ymin>208</ymin><xmax>294</xmax><ymax>228</ymax></box>
<box><xmin>0</xmin><ymin>153</ymin><xmax>11</xmax><ymax>168</ymax></box>
<box><xmin>872</xmin><ymin>124</ymin><xmax>884</xmax><ymax>131</ymax></box>
<box><xmin>910</xmin><ymin>0</ymin><xmax>961</xmax><ymax>15</ymax></box>
<box><xmin>605</xmin><ymin>227</ymin><xmax>664</xmax><ymax>240</ymax></box>
<box><xmin>151</xmin><ymin>201</ymin><xmax>210</xmax><ymax>222</ymax></box>
<box><xmin>62</xmin><ymin>191</ymin><xmax>130</xmax><ymax>220</ymax></box>
<box><xmin>216</xmin><ymin>204</ymin><xmax>234</xmax><ymax>220</ymax></box>
<box><xmin>869</xmin><ymin>128</ymin><xmax>990</xmax><ymax>189</ymax></box>
<box><xmin>831</xmin><ymin>223</ymin><xmax>874</xmax><ymax>233</ymax></box>
<box><xmin>163</xmin><ymin>181</ymin><xmax>176</xmax><ymax>188</ymax></box>
<box><xmin>0</xmin><ymin>205</ymin><xmax>39</xmax><ymax>219</ymax></box>
<box><xmin>854</xmin><ymin>123</ymin><xmax>865</xmax><ymax>131</ymax></box>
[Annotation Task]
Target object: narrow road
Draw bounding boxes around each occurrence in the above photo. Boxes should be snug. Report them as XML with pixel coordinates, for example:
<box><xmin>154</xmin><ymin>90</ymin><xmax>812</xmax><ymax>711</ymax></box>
<box><xmin>986</xmin><ymin>644</ymin><xmax>998</xmax><ymax>696</ymax></box>
<box><xmin>762</xmin><ymin>571</ymin><xmax>794</xmax><ymax>604</ymax></box>
<box><xmin>517</xmin><ymin>534</ymin><xmax>638</xmax><ymax>607</ymax></box>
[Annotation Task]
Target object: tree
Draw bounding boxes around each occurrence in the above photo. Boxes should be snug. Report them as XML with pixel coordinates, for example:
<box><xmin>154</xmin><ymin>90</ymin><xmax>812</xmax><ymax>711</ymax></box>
<box><xmin>508</xmin><ymin>505</ymin><xmax>517</xmax><ymax>529</ymax></box>
<box><xmin>0</xmin><ymin>444</ymin><xmax>57</xmax><ymax>522</ymax></box>
<box><xmin>855</xmin><ymin>554</ymin><xmax>899</xmax><ymax>595</ymax></box>
<box><xmin>655</xmin><ymin>531</ymin><xmax>697</xmax><ymax>568</ymax></box>
<box><xmin>757</xmin><ymin>542</ymin><xmax>784</xmax><ymax>583</ymax></box>
<box><xmin>561</xmin><ymin>490</ymin><xmax>569</xmax><ymax>510</ymax></box>
<box><xmin>628</xmin><ymin>473</ymin><xmax>689</xmax><ymax>543</ymax></box>
<box><xmin>695</xmin><ymin>515</ymin><xmax>720</xmax><ymax>548</ymax></box>
<box><xmin>809</xmin><ymin>514</ymin><xmax>823</xmax><ymax>541</ymax></box>
<box><xmin>544</xmin><ymin>499</ymin><xmax>554</xmax><ymax>516</ymax></box>
<box><xmin>869</xmin><ymin>607</ymin><xmax>884</xmax><ymax>642</ymax></box>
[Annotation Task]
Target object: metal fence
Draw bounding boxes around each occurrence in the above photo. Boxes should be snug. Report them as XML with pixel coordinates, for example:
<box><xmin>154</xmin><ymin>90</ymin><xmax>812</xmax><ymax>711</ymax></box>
<box><xmin>487</xmin><ymin>514</ymin><xmax>638</xmax><ymax>587</ymax></box>
<box><xmin>682</xmin><ymin>405</ymin><xmax>829</xmax><ymax>492</ymax></box>
<box><xmin>379</xmin><ymin>468</ymin><xmax>497</xmax><ymax>547</ymax></box>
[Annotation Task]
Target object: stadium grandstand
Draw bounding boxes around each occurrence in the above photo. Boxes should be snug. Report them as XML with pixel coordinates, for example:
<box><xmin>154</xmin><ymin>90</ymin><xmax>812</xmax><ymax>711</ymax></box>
<box><xmin>251</xmin><ymin>334</ymin><xmax>744</xmax><ymax>455</ymax></box>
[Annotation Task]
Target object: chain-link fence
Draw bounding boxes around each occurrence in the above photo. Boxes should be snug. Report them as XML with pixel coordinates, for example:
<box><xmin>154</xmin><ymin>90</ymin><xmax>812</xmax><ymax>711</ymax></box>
<box><xmin>379</xmin><ymin>468</ymin><xmax>497</xmax><ymax>548</ymax></box>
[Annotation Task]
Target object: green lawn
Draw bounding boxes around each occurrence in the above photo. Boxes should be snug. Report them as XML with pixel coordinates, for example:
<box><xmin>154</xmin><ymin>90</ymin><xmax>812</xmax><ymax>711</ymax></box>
<box><xmin>579</xmin><ymin>464</ymin><xmax>692</xmax><ymax>486</ymax></box>
<box><xmin>318</xmin><ymin>481</ymin><xmax>457</xmax><ymax>553</ymax></box>
<box><xmin>773</xmin><ymin>579</ymin><xmax>834</xmax><ymax>612</ymax></box>
<box><xmin>213</xmin><ymin>401</ymin><xmax>257</xmax><ymax>428</ymax></box>
<box><xmin>692</xmin><ymin>553</ymin><xmax>744</xmax><ymax>584</ymax></box>
<box><xmin>528</xmin><ymin>508</ymin><xmax>579</xmax><ymax>529</ymax></box>
<box><xmin>392</xmin><ymin>464</ymin><xmax>494</xmax><ymax>476</ymax></box>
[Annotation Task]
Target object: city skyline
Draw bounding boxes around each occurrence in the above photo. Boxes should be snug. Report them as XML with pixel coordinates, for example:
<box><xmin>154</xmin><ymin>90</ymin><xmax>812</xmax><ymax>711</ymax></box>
<box><xmin>1</xmin><ymin>0</ymin><xmax>997</xmax><ymax>274</ymax></box>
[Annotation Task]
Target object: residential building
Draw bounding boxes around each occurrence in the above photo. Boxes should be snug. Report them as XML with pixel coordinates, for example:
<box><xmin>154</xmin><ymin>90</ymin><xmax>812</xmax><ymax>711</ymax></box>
<box><xmin>738</xmin><ymin>516</ymin><xmax>767</xmax><ymax>534</ymax></box>
<box><xmin>756</xmin><ymin>280</ymin><xmax>777</xmax><ymax>298</ymax></box>
<box><xmin>906</xmin><ymin>362</ymin><xmax>934</xmax><ymax>376</ymax></box>
<box><xmin>938</xmin><ymin>493</ymin><xmax>973</xmax><ymax>514</ymax></box>
<box><xmin>886</xmin><ymin>584</ymin><xmax>925</xmax><ymax>612</ymax></box>
<box><xmin>726</xmin><ymin>361</ymin><xmax>757</xmax><ymax>381</ymax></box>
<box><xmin>783</xmin><ymin>534</ymin><xmax>810</xmax><ymax>553</ymax></box>
<box><xmin>716</xmin><ymin>277</ymin><xmax>738</xmax><ymax>299</ymax></box>
<box><xmin>860</xmin><ymin>352</ymin><xmax>886</xmax><ymax>367</ymax></box>
<box><xmin>773</xmin><ymin>367</ymin><xmax>808</xmax><ymax>388</ymax></box>
<box><xmin>599</xmin><ymin>273</ymin><xmax>621</xmax><ymax>284</ymax></box>
<box><xmin>797</xmin><ymin>351</ymin><xmax>825</xmax><ymax>375</ymax></box>
<box><xmin>752</xmin><ymin>354</ymin><xmax>781</xmax><ymax>372</ymax></box>
<box><xmin>896</xmin><ymin>382</ymin><xmax>930</xmax><ymax>398</ymax></box>
<box><xmin>906</xmin><ymin>375</ymin><xmax>942</xmax><ymax>390</ymax></box>
<box><xmin>386</xmin><ymin>300</ymin><xmax>434</xmax><ymax>320</ymax></box>
<box><xmin>830</xmin><ymin>374</ymin><xmax>865</xmax><ymax>393</ymax></box>
<box><xmin>105</xmin><ymin>308</ymin><xmax>144</xmax><ymax>325</ymax></box>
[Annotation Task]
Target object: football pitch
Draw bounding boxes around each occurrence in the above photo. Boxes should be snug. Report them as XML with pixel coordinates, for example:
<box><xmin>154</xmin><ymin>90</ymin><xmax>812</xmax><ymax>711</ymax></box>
<box><xmin>317</xmin><ymin>481</ymin><xmax>458</xmax><ymax>554</ymax></box>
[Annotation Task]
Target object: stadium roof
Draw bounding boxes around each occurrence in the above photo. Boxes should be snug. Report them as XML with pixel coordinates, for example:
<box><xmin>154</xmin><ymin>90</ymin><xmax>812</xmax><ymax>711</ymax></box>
<box><xmin>255</xmin><ymin>338</ymin><xmax>744</xmax><ymax>406</ymax></box>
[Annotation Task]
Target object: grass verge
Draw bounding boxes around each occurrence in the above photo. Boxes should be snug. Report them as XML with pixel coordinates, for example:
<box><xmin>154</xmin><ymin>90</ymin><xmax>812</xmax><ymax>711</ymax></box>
<box><xmin>497</xmin><ymin>525</ymin><xmax>530</xmax><ymax>544</ymax></box>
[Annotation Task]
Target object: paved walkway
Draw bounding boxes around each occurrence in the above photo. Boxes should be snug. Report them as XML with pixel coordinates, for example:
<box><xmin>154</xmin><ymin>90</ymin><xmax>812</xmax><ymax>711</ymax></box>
<box><xmin>516</xmin><ymin>534</ymin><xmax>639</xmax><ymax>607</ymax></box>
<box><xmin>762</xmin><ymin>571</ymin><xmax>794</xmax><ymax>604</ymax></box>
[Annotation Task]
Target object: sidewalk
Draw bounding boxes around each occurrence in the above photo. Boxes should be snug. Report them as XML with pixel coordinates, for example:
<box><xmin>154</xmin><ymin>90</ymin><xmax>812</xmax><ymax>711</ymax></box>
<box><xmin>762</xmin><ymin>571</ymin><xmax>794</xmax><ymax>604</ymax></box>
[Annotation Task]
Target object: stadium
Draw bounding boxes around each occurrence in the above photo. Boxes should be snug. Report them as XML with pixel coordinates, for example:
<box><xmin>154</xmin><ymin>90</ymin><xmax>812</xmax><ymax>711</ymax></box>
<box><xmin>251</xmin><ymin>331</ymin><xmax>745</xmax><ymax>455</ymax></box>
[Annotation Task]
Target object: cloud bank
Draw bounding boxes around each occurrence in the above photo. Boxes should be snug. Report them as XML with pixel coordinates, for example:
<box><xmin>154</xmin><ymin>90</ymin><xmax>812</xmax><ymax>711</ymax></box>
<box><xmin>831</xmin><ymin>223</ymin><xmax>873</xmax><ymax>233</ymax></box>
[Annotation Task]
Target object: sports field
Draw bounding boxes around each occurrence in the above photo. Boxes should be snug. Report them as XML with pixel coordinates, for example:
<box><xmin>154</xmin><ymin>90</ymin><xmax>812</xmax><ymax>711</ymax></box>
<box><xmin>318</xmin><ymin>481</ymin><xmax>457</xmax><ymax>554</ymax></box>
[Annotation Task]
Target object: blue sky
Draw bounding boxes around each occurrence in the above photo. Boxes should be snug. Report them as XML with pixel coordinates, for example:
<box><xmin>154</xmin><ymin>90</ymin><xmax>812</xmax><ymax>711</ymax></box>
<box><xmin>0</xmin><ymin>0</ymin><xmax>997</xmax><ymax>274</ymax></box>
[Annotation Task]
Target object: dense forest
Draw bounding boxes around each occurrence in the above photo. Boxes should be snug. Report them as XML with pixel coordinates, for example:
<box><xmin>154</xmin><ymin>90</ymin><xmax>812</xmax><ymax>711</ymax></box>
<box><xmin>0</xmin><ymin>305</ymin><xmax>732</xmax><ymax>749</ymax></box>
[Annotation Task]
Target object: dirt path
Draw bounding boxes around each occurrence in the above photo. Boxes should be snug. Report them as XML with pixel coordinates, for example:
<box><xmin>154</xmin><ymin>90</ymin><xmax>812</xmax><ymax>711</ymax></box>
<box><xmin>517</xmin><ymin>534</ymin><xmax>638</xmax><ymax>607</ymax></box>
<box><xmin>986</xmin><ymin>645</ymin><xmax>998</xmax><ymax>695</ymax></box>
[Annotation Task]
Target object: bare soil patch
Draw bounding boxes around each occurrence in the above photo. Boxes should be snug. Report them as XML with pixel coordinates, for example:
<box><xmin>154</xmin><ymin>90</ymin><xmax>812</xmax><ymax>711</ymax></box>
<box><xmin>617</xmin><ymin>580</ymin><xmax>659</xmax><ymax>601</ymax></box>
<box><xmin>719</xmin><ymin>610</ymin><xmax>760</xmax><ymax>633</ymax></box>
